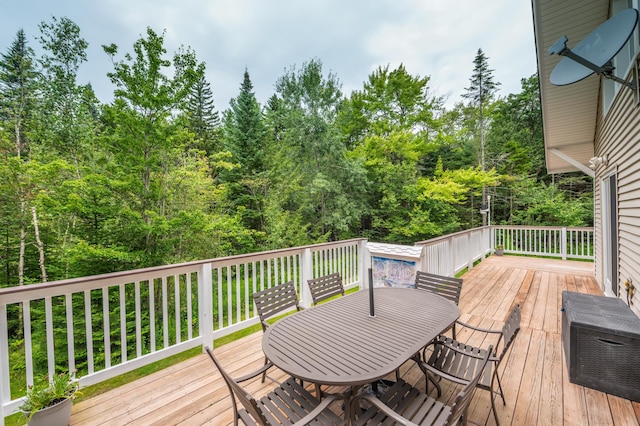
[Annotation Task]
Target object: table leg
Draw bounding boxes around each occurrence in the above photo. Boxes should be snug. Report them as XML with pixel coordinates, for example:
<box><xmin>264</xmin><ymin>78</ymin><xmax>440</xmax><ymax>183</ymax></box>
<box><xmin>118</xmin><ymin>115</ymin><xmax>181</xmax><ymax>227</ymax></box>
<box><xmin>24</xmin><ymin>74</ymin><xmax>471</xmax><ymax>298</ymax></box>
<box><xmin>344</xmin><ymin>385</ymin><xmax>361</xmax><ymax>425</ymax></box>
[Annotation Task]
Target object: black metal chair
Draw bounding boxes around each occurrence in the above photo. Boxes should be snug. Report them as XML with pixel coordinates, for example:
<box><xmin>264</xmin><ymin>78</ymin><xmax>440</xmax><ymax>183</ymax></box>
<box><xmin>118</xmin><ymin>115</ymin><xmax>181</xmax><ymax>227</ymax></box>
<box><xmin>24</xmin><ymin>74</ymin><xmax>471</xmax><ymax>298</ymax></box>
<box><xmin>205</xmin><ymin>347</ymin><xmax>343</xmax><ymax>426</ymax></box>
<box><xmin>420</xmin><ymin>304</ymin><xmax>521</xmax><ymax>426</ymax></box>
<box><xmin>253</xmin><ymin>281</ymin><xmax>303</xmax><ymax>382</ymax></box>
<box><xmin>307</xmin><ymin>272</ymin><xmax>345</xmax><ymax>305</ymax></box>
<box><xmin>351</xmin><ymin>345</ymin><xmax>492</xmax><ymax>425</ymax></box>
<box><xmin>414</xmin><ymin>271</ymin><xmax>463</xmax><ymax>339</ymax></box>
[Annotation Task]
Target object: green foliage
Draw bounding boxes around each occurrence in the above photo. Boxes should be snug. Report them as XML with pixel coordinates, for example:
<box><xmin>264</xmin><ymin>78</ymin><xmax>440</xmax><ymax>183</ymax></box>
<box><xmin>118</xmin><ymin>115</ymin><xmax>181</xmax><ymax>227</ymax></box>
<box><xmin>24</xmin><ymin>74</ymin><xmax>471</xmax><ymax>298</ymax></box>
<box><xmin>19</xmin><ymin>371</ymin><xmax>79</xmax><ymax>419</ymax></box>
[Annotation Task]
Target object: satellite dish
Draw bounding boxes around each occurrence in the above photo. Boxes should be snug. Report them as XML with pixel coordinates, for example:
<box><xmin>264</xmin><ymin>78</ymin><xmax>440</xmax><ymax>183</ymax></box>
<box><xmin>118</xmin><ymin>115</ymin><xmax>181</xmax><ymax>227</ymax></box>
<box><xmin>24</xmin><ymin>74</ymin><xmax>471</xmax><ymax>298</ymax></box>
<box><xmin>549</xmin><ymin>8</ymin><xmax>639</xmax><ymax>89</ymax></box>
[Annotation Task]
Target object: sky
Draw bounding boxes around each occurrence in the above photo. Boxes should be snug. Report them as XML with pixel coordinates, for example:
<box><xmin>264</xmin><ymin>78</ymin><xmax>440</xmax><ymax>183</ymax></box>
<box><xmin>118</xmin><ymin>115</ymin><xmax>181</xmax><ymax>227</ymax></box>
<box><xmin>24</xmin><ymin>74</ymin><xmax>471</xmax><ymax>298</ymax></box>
<box><xmin>0</xmin><ymin>0</ymin><xmax>538</xmax><ymax>111</ymax></box>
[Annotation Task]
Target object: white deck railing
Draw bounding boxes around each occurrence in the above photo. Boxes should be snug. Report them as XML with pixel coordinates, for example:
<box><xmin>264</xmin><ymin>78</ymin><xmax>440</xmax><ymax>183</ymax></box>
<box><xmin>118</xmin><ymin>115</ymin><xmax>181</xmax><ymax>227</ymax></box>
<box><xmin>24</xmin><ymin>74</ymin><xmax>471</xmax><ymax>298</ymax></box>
<box><xmin>493</xmin><ymin>226</ymin><xmax>594</xmax><ymax>260</ymax></box>
<box><xmin>414</xmin><ymin>225</ymin><xmax>594</xmax><ymax>276</ymax></box>
<box><xmin>415</xmin><ymin>227</ymin><xmax>492</xmax><ymax>276</ymax></box>
<box><xmin>0</xmin><ymin>239</ymin><xmax>367</xmax><ymax>420</ymax></box>
<box><xmin>0</xmin><ymin>226</ymin><xmax>594</xmax><ymax>422</ymax></box>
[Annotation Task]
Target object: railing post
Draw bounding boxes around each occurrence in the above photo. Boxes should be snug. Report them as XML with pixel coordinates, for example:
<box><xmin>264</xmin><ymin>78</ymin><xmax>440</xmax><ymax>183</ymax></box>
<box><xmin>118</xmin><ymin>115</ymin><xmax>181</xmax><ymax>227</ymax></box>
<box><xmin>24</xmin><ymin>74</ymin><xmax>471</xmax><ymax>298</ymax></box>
<box><xmin>300</xmin><ymin>248</ymin><xmax>313</xmax><ymax>309</ymax></box>
<box><xmin>561</xmin><ymin>227</ymin><xmax>568</xmax><ymax>260</ymax></box>
<box><xmin>0</xmin><ymin>305</ymin><xmax>8</xmax><ymax>426</ymax></box>
<box><xmin>199</xmin><ymin>263</ymin><xmax>214</xmax><ymax>350</ymax></box>
<box><xmin>466</xmin><ymin>233</ymin><xmax>473</xmax><ymax>272</ymax></box>
<box><xmin>448</xmin><ymin>236</ymin><xmax>455</xmax><ymax>276</ymax></box>
<box><xmin>360</xmin><ymin>239</ymin><xmax>371</xmax><ymax>289</ymax></box>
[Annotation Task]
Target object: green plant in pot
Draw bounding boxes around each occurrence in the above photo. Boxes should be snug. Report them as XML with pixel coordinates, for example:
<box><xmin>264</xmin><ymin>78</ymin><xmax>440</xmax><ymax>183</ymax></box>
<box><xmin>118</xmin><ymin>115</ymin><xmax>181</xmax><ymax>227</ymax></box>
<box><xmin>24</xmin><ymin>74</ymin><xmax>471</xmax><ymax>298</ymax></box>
<box><xmin>19</xmin><ymin>371</ymin><xmax>80</xmax><ymax>426</ymax></box>
<box><xmin>495</xmin><ymin>244</ymin><xmax>504</xmax><ymax>256</ymax></box>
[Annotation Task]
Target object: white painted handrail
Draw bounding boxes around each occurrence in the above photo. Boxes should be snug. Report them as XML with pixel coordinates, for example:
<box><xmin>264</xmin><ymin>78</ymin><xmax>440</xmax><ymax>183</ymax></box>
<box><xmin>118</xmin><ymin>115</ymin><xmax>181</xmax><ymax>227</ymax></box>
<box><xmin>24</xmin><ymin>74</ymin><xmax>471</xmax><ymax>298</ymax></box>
<box><xmin>0</xmin><ymin>239</ymin><xmax>365</xmax><ymax>420</ymax></box>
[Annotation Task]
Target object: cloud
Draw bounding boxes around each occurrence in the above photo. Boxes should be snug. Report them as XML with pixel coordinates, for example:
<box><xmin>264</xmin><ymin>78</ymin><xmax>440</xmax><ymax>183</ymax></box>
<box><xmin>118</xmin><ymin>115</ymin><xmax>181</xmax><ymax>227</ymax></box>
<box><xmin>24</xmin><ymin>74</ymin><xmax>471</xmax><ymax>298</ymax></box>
<box><xmin>0</xmin><ymin>0</ymin><xmax>537</xmax><ymax>110</ymax></box>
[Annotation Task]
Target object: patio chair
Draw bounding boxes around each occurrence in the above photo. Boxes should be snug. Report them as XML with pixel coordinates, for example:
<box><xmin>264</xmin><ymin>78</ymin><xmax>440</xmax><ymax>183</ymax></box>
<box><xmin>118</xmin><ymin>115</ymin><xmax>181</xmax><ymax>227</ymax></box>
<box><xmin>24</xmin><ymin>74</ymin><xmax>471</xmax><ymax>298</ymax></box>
<box><xmin>253</xmin><ymin>281</ymin><xmax>303</xmax><ymax>382</ymax></box>
<box><xmin>307</xmin><ymin>272</ymin><xmax>345</xmax><ymax>305</ymax></box>
<box><xmin>205</xmin><ymin>347</ymin><xmax>343</xmax><ymax>426</ymax></box>
<box><xmin>420</xmin><ymin>304</ymin><xmax>521</xmax><ymax>426</ymax></box>
<box><xmin>414</xmin><ymin>271</ymin><xmax>463</xmax><ymax>338</ymax></box>
<box><xmin>351</xmin><ymin>345</ymin><xmax>492</xmax><ymax>425</ymax></box>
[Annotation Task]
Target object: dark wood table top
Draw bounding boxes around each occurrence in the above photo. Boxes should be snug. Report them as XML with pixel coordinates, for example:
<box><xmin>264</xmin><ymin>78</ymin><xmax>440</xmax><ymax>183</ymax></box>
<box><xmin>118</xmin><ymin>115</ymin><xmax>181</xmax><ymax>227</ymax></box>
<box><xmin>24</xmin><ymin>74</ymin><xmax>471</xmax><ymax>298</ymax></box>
<box><xmin>262</xmin><ymin>287</ymin><xmax>460</xmax><ymax>386</ymax></box>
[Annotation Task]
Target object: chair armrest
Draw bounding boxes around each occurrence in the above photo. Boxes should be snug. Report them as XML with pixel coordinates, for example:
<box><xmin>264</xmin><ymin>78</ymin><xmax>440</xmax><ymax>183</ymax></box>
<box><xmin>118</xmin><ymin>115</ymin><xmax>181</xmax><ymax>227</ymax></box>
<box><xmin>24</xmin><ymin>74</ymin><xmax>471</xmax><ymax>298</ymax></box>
<box><xmin>455</xmin><ymin>319</ymin><xmax>501</xmax><ymax>334</ymax></box>
<box><xmin>420</xmin><ymin>360</ymin><xmax>472</xmax><ymax>386</ymax></box>
<box><xmin>351</xmin><ymin>394</ymin><xmax>420</xmax><ymax>426</ymax></box>
<box><xmin>234</xmin><ymin>361</ymin><xmax>274</xmax><ymax>383</ymax></box>
<box><xmin>292</xmin><ymin>393</ymin><xmax>341</xmax><ymax>426</ymax></box>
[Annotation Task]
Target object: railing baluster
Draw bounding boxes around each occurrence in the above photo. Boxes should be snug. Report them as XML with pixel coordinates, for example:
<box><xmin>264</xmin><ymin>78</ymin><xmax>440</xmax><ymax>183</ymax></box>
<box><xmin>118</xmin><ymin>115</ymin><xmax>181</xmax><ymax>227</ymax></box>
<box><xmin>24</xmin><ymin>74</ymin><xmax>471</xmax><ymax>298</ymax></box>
<box><xmin>65</xmin><ymin>294</ymin><xmax>75</xmax><ymax>375</ymax></box>
<box><xmin>84</xmin><ymin>290</ymin><xmax>94</xmax><ymax>374</ymax></box>
<box><xmin>186</xmin><ymin>274</ymin><xmax>193</xmax><ymax>340</ymax></box>
<box><xmin>226</xmin><ymin>267</ymin><xmax>232</xmax><ymax>327</ymax></box>
<box><xmin>120</xmin><ymin>284</ymin><xmax>126</xmax><ymax>363</ymax></box>
<box><xmin>175</xmin><ymin>274</ymin><xmax>181</xmax><ymax>344</ymax></box>
<box><xmin>24</xmin><ymin>301</ymin><xmax>33</xmax><ymax>386</ymax></box>
<box><xmin>162</xmin><ymin>277</ymin><xmax>168</xmax><ymax>349</ymax></box>
<box><xmin>149</xmin><ymin>280</ymin><xmax>156</xmax><ymax>353</ymax></box>
<box><xmin>45</xmin><ymin>297</ymin><xmax>55</xmax><ymax>379</ymax></box>
<box><xmin>217</xmin><ymin>268</ymin><xmax>223</xmax><ymax>330</ymax></box>
<box><xmin>102</xmin><ymin>288</ymin><xmax>111</xmax><ymax>369</ymax></box>
<box><xmin>243</xmin><ymin>264</ymin><xmax>249</xmax><ymax>322</ymax></box>
<box><xmin>135</xmin><ymin>281</ymin><xmax>142</xmax><ymax>358</ymax></box>
<box><xmin>0</xmin><ymin>304</ymin><xmax>9</xmax><ymax>422</ymax></box>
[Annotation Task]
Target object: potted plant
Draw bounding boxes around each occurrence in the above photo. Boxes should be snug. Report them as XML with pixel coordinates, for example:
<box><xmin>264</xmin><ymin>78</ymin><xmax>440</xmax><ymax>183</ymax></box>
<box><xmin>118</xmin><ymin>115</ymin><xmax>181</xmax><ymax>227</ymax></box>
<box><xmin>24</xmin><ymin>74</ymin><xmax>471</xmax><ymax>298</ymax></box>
<box><xmin>20</xmin><ymin>371</ymin><xmax>80</xmax><ymax>426</ymax></box>
<box><xmin>495</xmin><ymin>244</ymin><xmax>504</xmax><ymax>256</ymax></box>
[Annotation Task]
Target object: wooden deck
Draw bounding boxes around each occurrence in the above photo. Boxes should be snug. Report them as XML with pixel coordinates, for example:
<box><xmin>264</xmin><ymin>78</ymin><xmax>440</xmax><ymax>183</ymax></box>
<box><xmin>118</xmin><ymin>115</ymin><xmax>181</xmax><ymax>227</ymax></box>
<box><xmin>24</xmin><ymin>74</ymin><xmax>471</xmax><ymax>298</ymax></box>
<box><xmin>68</xmin><ymin>256</ymin><xmax>640</xmax><ymax>425</ymax></box>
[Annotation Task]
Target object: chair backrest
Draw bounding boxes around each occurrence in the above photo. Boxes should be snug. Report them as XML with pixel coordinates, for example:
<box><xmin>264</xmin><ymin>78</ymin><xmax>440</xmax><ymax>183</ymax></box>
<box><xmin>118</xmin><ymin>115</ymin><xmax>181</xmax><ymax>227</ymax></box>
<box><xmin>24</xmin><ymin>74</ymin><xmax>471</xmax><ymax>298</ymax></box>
<box><xmin>205</xmin><ymin>347</ymin><xmax>270</xmax><ymax>426</ymax></box>
<box><xmin>496</xmin><ymin>304</ymin><xmax>521</xmax><ymax>361</ymax></box>
<box><xmin>414</xmin><ymin>271</ymin><xmax>463</xmax><ymax>305</ymax></box>
<box><xmin>253</xmin><ymin>281</ymin><xmax>301</xmax><ymax>331</ymax></box>
<box><xmin>307</xmin><ymin>272</ymin><xmax>345</xmax><ymax>305</ymax></box>
<box><xmin>445</xmin><ymin>345</ymin><xmax>493</xmax><ymax>426</ymax></box>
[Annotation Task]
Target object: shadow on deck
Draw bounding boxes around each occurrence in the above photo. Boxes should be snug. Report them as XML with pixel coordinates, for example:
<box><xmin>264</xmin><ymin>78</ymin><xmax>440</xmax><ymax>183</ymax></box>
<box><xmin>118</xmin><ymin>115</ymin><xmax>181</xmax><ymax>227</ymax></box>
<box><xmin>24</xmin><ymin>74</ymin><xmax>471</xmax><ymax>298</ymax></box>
<box><xmin>69</xmin><ymin>256</ymin><xmax>640</xmax><ymax>425</ymax></box>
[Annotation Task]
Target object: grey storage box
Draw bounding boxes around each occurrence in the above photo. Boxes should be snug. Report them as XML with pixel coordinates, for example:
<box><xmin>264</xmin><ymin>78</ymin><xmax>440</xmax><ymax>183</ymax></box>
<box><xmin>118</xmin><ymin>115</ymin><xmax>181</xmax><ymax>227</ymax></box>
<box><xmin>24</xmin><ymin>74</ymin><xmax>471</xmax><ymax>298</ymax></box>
<box><xmin>561</xmin><ymin>291</ymin><xmax>640</xmax><ymax>401</ymax></box>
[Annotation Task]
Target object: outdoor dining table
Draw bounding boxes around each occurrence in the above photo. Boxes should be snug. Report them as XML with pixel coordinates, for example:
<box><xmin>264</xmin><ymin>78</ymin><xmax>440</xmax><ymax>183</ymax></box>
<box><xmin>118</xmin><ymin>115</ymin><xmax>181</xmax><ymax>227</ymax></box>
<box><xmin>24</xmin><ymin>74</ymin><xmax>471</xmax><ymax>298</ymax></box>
<box><xmin>262</xmin><ymin>286</ymin><xmax>460</xmax><ymax>421</ymax></box>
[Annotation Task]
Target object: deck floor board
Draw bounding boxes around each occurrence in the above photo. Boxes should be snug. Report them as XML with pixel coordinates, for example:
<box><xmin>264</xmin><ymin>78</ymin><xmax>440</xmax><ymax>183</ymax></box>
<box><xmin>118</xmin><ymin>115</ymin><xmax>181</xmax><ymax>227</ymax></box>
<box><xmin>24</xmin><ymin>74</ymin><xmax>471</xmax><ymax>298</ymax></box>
<box><xmin>68</xmin><ymin>255</ymin><xmax>640</xmax><ymax>425</ymax></box>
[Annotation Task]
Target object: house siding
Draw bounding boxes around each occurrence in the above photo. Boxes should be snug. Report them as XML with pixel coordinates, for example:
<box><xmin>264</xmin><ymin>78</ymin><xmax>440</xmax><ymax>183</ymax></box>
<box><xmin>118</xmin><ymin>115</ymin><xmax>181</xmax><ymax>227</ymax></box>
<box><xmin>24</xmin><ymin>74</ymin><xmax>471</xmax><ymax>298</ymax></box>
<box><xmin>594</xmin><ymin>75</ymin><xmax>640</xmax><ymax>317</ymax></box>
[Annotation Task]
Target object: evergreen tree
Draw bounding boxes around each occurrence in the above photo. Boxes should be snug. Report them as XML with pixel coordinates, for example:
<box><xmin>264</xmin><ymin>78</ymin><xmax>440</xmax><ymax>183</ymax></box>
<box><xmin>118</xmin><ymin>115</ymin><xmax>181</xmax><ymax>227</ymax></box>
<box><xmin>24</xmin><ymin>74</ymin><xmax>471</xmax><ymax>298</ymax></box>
<box><xmin>223</xmin><ymin>69</ymin><xmax>266</xmax><ymax>174</ymax></box>
<box><xmin>462</xmin><ymin>48</ymin><xmax>500</xmax><ymax>225</ymax></box>
<box><xmin>184</xmin><ymin>75</ymin><xmax>220</xmax><ymax>154</ymax></box>
<box><xmin>221</xmin><ymin>69</ymin><xmax>268</xmax><ymax>231</ymax></box>
<box><xmin>0</xmin><ymin>29</ymin><xmax>37</xmax><ymax>158</ymax></box>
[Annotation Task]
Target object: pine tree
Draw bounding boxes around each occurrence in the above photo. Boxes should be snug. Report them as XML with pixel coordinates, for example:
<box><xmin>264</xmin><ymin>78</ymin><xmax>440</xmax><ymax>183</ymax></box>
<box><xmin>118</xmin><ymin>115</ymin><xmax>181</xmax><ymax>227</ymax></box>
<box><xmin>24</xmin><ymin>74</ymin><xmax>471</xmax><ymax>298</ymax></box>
<box><xmin>0</xmin><ymin>29</ymin><xmax>37</xmax><ymax>158</ymax></box>
<box><xmin>462</xmin><ymin>48</ymin><xmax>500</xmax><ymax>225</ymax></box>
<box><xmin>223</xmin><ymin>69</ymin><xmax>266</xmax><ymax>174</ymax></box>
<box><xmin>185</xmin><ymin>75</ymin><xmax>220</xmax><ymax>154</ymax></box>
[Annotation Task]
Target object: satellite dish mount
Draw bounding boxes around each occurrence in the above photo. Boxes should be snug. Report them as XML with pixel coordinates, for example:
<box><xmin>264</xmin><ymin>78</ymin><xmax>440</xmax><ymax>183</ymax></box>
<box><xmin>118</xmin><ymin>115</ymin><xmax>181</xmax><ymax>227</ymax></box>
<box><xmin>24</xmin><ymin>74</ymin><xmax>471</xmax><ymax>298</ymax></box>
<box><xmin>549</xmin><ymin>36</ymin><xmax>637</xmax><ymax>91</ymax></box>
<box><xmin>549</xmin><ymin>8</ymin><xmax>639</xmax><ymax>94</ymax></box>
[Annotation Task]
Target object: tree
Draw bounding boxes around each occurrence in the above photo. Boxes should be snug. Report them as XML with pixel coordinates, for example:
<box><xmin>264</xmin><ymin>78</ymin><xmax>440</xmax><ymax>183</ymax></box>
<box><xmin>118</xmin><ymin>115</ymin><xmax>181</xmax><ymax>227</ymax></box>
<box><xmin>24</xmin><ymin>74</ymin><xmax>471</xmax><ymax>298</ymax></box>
<box><xmin>184</xmin><ymin>74</ymin><xmax>220</xmax><ymax>155</ymax></box>
<box><xmin>0</xmin><ymin>29</ymin><xmax>37</xmax><ymax>158</ymax></box>
<box><xmin>265</xmin><ymin>58</ymin><xmax>367</xmax><ymax>243</ymax></box>
<box><xmin>0</xmin><ymin>29</ymin><xmax>38</xmax><ymax>287</ymax></box>
<box><xmin>341</xmin><ymin>64</ymin><xmax>447</xmax><ymax>242</ymax></box>
<box><xmin>102</xmin><ymin>27</ymin><xmax>206</xmax><ymax>264</ymax></box>
<box><xmin>462</xmin><ymin>48</ymin><xmax>500</xmax><ymax>225</ymax></box>
<box><xmin>223</xmin><ymin>69</ymin><xmax>266</xmax><ymax>174</ymax></box>
<box><xmin>35</xmin><ymin>17</ymin><xmax>98</xmax><ymax>170</ymax></box>
<box><xmin>221</xmin><ymin>69</ymin><xmax>268</xmax><ymax>230</ymax></box>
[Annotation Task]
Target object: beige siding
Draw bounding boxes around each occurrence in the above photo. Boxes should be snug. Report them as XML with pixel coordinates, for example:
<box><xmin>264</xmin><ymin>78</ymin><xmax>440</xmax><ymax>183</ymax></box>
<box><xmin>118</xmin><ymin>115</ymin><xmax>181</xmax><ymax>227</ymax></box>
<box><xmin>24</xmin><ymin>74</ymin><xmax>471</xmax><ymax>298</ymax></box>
<box><xmin>594</xmin><ymin>74</ymin><xmax>640</xmax><ymax>317</ymax></box>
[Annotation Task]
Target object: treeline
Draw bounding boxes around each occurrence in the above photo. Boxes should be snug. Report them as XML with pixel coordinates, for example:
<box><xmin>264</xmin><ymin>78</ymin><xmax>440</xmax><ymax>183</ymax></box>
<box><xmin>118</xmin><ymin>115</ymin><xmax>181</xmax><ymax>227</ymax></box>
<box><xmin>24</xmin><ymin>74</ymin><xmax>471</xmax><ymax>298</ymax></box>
<box><xmin>0</xmin><ymin>17</ymin><xmax>593</xmax><ymax>288</ymax></box>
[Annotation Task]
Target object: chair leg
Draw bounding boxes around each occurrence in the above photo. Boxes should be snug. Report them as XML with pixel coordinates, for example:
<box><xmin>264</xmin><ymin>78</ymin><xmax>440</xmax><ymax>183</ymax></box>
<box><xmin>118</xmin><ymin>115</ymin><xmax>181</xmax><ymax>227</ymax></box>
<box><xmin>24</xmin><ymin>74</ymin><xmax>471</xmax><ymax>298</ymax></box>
<box><xmin>427</xmin><ymin>374</ymin><xmax>442</xmax><ymax>397</ymax></box>
<box><xmin>452</xmin><ymin>323</ymin><xmax>457</xmax><ymax>340</ymax></box>
<box><xmin>490</xmin><ymin>389</ymin><xmax>500</xmax><ymax>426</ymax></box>
<box><xmin>494</xmin><ymin>373</ymin><xmax>506</xmax><ymax>405</ymax></box>
<box><xmin>261</xmin><ymin>356</ymin><xmax>269</xmax><ymax>383</ymax></box>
